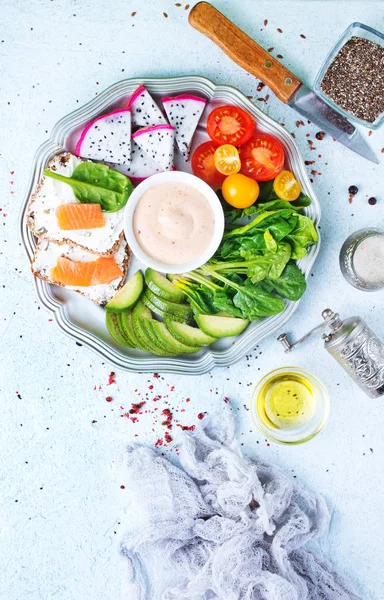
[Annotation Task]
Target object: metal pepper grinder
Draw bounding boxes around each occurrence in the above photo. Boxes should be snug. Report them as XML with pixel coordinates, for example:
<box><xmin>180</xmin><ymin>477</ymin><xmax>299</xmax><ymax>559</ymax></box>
<box><xmin>278</xmin><ymin>309</ymin><xmax>384</xmax><ymax>398</ymax></box>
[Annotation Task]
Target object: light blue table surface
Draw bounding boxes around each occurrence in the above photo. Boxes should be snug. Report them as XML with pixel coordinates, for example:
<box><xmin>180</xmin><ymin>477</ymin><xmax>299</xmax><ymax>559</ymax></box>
<box><xmin>1</xmin><ymin>1</ymin><xmax>383</xmax><ymax>598</ymax></box>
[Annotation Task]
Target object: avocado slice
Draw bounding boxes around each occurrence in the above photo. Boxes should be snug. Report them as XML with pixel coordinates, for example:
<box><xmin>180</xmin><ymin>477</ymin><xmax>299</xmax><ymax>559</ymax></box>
<box><xmin>164</xmin><ymin>319</ymin><xmax>218</xmax><ymax>347</ymax></box>
<box><xmin>132</xmin><ymin>301</ymin><xmax>173</xmax><ymax>356</ymax></box>
<box><xmin>105</xmin><ymin>270</ymin><xmax>144</xmax><ymax>313</ymax></box>
<box><xmin>145</xmin><ymin>268</ymin><xmax>185</xmax><ymax>303</ymax></box>
<box><xmin>118</xmin><ymin>311</ymin><xmax>144</xmax><ymax>349</ymax></box>
<box><xmin>105</xmin><ymin>311</ymin><xmax>133</xmax><ymax>347</ymax></box>
<box><xmin>143</xmin><ymin>289</ymin><xmax>194</xmax><ymax>324</ymax></box>
<box><xmin>145</xmin><ymin>320</ymin><xmax>201</xmax><ymax>355</ymax></box>
<box><xmin>194</xmin><ymin>314</ymin><xmax>249</xmax><ymax>337</ymax></box>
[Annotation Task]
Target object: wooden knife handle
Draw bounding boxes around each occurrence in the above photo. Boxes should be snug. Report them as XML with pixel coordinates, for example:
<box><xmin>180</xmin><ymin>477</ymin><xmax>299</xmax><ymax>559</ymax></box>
<box><xmin>189</xmin><ymin>2</ymin><xmax>302</xmax><ymax>104</ymax></box>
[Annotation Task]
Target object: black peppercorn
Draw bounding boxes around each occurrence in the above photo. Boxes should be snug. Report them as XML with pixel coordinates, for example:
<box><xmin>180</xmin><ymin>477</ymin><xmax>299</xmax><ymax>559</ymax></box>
<box><xmin>349</xmin><ymin>185</ymin><xmax>358</xmax><ymax>195</ymax></box>
<box><xmin>315</xmin><ymin>131</ymin><xmax>325</xmax><ymax>140</ymax></box>
<box><xmin>368</xmin><ymin>197</ymin><xmax>377</xmax><ymax>205</ymax></box>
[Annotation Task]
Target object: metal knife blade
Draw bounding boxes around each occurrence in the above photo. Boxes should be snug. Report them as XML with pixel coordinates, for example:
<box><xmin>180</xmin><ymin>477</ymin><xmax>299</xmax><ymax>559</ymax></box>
<box><xmin>289</xmin><ymin>85</ymin><xmax>379</xmax><ymax>164</ymax></box>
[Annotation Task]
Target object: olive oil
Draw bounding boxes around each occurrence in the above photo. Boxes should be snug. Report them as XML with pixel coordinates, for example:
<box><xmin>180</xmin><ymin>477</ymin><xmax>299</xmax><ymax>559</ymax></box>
<box><xmin>256</xmin><ymin>372</ymin><xmax>316</xmax><ymax>431</ymax></box>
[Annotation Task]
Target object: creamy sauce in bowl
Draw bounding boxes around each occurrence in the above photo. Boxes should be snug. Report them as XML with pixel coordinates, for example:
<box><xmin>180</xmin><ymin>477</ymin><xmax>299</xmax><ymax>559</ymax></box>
<box><xmin>133</xmin><ymin>182</ymin><xmax>215</xmax><ymax>265</ymax></box>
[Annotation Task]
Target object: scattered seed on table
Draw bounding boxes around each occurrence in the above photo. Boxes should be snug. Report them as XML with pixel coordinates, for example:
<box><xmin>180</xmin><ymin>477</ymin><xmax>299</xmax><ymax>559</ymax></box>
<box><xmin>277</xmin><ymin>28</ymin><xmax>283</xmax><ymax>33</ymax></box>
<box><xmin>131</xmin><ymin>11</ymin><xmax>136</xmax><ymax>16</ymax></box>
<box><xmin>163</xmin><ymin>12</ymin><xmax>168</xmax><ymax>17</ymax></box>
<box><xmin>368</xmin><ymin>197</ymin><xmax>377</xmax><ymax>205</ymax></box>
<box><xmin>300</xmin><ymin>34</ymin><xmax>306</xmax><ymax>39</ymax></box>
<box><xmin>315</xmin><ymin>131</ymin><xmax>325</xmax><ymax>140</ymax></box>
<box><xmin>268</xmin><ymin>47</ymin><xmax>274</xmax><ymax>52</ymax></box>
<box><xmin>264</xmin><ymin>19</ymin><xmax>268</xmax><ymax>26</ymax></box>
<box><xmin>349</xmin><ymin>185</ymin><xmax>358</xmax><ymax>195</ymax></box>
<box><xmin>185</xmin><ymin>4</ymin><xmax>190</xmax><ymax>9</ymax></box>
<box><xmin>277</xmin><ymin>54</ymin><xmax>283</xmax><ymax>59</ymax></box>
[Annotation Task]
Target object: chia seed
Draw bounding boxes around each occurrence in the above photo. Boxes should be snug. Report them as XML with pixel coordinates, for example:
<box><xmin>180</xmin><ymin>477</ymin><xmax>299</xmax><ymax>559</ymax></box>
<box><xmin>320</xmin><ymin>37</ymin><xmax>384</xmax><ymax>123</ymax></box>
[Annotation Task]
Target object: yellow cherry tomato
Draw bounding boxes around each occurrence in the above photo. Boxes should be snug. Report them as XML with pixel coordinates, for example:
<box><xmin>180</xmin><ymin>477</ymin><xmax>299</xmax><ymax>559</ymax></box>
<box><xmin>213</xmin><ymin>144</ymin><xmax>241</xmax><ymax>175</ymax></box>
<box><xmin>222</xmin><ymin>173</ymin><xmax>260</xmax><ymax>208</ymax></box>
<box><xmin>273</xmin><ymin>170</ymin><xmax>301</xmax><ymax>201</ymax></box>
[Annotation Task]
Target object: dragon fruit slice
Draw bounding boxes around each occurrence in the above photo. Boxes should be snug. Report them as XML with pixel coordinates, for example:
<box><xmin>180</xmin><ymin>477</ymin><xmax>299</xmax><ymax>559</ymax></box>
<box><xmin>161</xmin><ymin>94</ymin><xmax>207</xmax><ymax>160</ymax></box>
<box><xmin>132</xmin><ymin>125</ymin><xmax>175</xmax><ymax>172</ymax></box>
<box><xmin>128</xmin><ymin>85</ymin><xmax>167</xmax><ymax>128</ymax></box>
<box><xmin>116</xmin><ymin>139</ymin><xmax>162</xmax><ymax>184</ymax></box>
<box><xmin>75</xmin><ymin>108</ymin><xmax>131</xmax><ymax>165</ymax></box>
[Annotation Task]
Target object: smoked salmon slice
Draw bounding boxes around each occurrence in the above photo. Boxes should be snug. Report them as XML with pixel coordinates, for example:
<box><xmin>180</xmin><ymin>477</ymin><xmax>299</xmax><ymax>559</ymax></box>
<box><xmin>51</xmin><ymin>256</ymin><xmax>123</xmax><ymax>286</ymax></box>
<box><xmin>56</xmin><ymin>203</ymin><xmax>105</xmax><ymax>230</ymax></box>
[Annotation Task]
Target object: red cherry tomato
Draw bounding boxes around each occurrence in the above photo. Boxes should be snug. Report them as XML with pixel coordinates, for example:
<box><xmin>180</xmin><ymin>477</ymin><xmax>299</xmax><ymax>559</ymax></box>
<box><xmin>191</xmin><ymin>141</ymin><xmax>226</xmax><ymax>188</ymax></box>
<box><xmin>239</xmin><ymin>134</ymin><xmax>285</xmax><ymax>181</ymax></box>
<box><xmin>206</xmin><ymin>105</ymin><xmax>254</xmax><ymax>146</ymax></box>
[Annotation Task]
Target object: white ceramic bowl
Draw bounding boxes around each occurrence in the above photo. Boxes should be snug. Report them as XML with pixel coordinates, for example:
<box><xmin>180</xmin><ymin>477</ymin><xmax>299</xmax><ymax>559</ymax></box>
<box><xmin>123</xmin><ymin>171</ymin><xmax>225</xmax><ymax>274</ymax></box>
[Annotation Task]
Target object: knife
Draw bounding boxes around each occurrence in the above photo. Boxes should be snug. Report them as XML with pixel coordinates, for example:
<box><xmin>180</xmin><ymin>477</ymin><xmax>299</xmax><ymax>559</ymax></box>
<box><xmin>189</xmin><ymin>2</ymin><xmax>378</xmax><ymax>164</ymax></box>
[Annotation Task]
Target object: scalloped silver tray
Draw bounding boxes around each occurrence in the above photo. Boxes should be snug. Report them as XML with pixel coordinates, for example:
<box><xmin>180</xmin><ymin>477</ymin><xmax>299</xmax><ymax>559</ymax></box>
<box><xmin>20</xmin><ymin>75</ymin><xmax>321</xmax><ymax>374</ymax></box>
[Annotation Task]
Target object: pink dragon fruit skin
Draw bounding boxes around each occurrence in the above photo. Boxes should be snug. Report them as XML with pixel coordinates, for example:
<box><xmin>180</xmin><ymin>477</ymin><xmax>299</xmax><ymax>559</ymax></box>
<box><xmin>128</xmin><ymin>85</ymin><xmax>167</xmax><ymax>128</ymax></box>
<box><xmin>132</xmin><ymin>124</ymin><xmax>175</xmax><ymax>172</ymax></box>
<box><xmin>75</xmin><ymin>108</ymin><xmax>131</xmax><ymax>165</ymax></box>
<box><xmin>161</xmin><ymin>94</ymin><xmax>206</xmax><ymax>161</ymax></box>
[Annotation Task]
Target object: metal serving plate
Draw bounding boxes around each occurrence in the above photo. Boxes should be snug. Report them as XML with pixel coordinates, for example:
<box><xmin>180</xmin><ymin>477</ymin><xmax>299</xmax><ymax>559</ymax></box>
<box><xmin>20</xmin><ymin>76</ymin><xmax>321</xmax><ymax>374</ymax></box>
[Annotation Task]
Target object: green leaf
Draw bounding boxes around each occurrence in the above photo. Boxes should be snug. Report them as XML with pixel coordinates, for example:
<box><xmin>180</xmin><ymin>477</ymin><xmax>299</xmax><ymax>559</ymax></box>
<box><xmin>232</xmin><ymin>279</ymin><xmax>285</xmax><ymax>319</ymax></box>
<box><xmin>211</xmin><ymin>288</ymin><xmax>244</xmax><ymax>317</ymax></box>
<box><xmin>241</xmin><ymin>242</ymin><xmax>292</xmax><ymax>282</ymax></box>
<box><xmin>258</xmin><ymin>262</ymin><xmax>306</xmax><ymax>301</ymax></box>
<box><xmin>198</xmin><ymin>266</ymin><xmax>285</xmax><ymax>320</ymax></box>
<box><xmin>264</xmin><ymin>230</ymin><xmax>277</xmax><ymax>252</ymax></box>
<box><xmin>286</xmin><ymin>215</ymin><xmax>318</xmax><ymax>259</ymax></box>
<box><xmin>225</xmin><ymin>188</ymin><xmax>312</xmax><ymax>223</ymax></box>
<box><xmin>44</xmin><ymin>162</ymin><xmax>133</xmax><ymax>212</ymax></box>
<box><xmin>225</xmin><ymin>210</ymin><xmax>283</xmax><ymax>237</ymax></box>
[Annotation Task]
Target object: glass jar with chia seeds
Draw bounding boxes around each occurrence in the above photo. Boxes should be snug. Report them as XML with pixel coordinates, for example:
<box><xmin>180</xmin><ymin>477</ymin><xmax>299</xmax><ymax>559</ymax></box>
<box><xmin>339</xmin><ymin>228</ymin><xmax>384</xmax><ymax>291</ymax></box>
<box><xmin>314</xmin><ymin>23</ymin><xmax>384</xmax><ymax>129</ymax></box>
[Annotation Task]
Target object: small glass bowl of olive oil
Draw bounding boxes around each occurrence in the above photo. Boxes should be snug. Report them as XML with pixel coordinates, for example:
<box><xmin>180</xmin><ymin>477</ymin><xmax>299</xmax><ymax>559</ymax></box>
<box><xmin>250</xmin><ymin>367</ymin><xmax>329</xmax><ymax>445</ymax></box>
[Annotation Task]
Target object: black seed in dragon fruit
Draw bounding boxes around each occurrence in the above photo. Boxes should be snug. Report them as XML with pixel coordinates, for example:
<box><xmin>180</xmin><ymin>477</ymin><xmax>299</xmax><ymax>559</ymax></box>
<box><xmin>161</xmin><ymin>94</ymin><xmax>206</xmax><ymax>160</ymax></box>
<box><xmin>75</xmin><ymin>108</ymin><xmax>132</xmax><ymax>166</ymax></box>
<box><xmin>132</xmin><ymin>125</ymin><xmax>175</xmax><ymax>172</ymax></box>
<box><xmin>128</xmin><ymin>85</ymin><xmax>167</xmax><ymax>128</ymax></box>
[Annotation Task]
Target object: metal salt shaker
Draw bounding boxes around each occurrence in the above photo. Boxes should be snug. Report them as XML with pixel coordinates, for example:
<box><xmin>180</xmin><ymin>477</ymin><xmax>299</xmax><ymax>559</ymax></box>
<box><xmin>278</xmin><ymin>309</ymin><xmax>384</xmax><ymax>398</ymax></box>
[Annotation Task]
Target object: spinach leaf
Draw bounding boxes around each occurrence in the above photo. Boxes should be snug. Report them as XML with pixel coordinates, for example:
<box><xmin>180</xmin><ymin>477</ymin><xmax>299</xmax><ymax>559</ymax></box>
<box><xmin>257</xmin><ymin>180</ymin><xmax>275</xmax><ymax>202</ymax></box>
<box><xmin>266</xmin><ymin>215</ymin><xmax>298</xmax><ymax>241</ymax></box>
<box><xmin>241</xmin><ymin>242</ymin><xmax>292</xmax><ymax>282</ymax></box>
<box><xmin>258</xmin><ymin>262</ymin><xmax>306</xmax><ymax>301</ymax></box>
<box><xmin>218</xmin><ymin>232</ymin><xmax>266</xmax><ymax>260</ymax></box>
<box><xmin>285</xmin><ymin>215</ymin><xmax>318</xmax><ymax>259</ymax></box>
<box><xmin>225</xmin><ymin>188</ymin><xmax>312</xmax><ymax>223</ymax></box>
<box><xmin>264</xmin><ymin>230</ymin><xmax>277</xmax><ymax>252</ymax></box>
<box><xmin>211</xmin><ymin>288</ymin><xmax>244</xmax><ymax>317</ymax></box>
<box><xmin>174</xmin><ymin>282</ymin><xmax>216</xmax><ymax>315</ymax></box>
<box><xmin>232</xmin><ymin>279</ymin><xmax>285</xmax><ymax>319</ymax></box>
<box><xmin>225</xmin><ymin>210</ymin><xmax>288</xmax><ymax>237</ymax></box>
<box><xmin>199</xmin><ymin>267</ymin><xmax>285</xmax><ymax>320</ymax></box>
<box><xmin>44</xmin><ymin>162</ymin><xmax>133</xmax><ymax>212</ymax></box>
<box><xmin>245</xmin><ymin>194</ymin><xmax>311</xmax><ymax>216</ymax></box>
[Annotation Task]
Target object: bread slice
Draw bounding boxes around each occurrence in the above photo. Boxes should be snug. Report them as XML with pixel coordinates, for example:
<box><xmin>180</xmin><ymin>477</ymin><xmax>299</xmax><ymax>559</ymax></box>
<box><xmin>31</xmin><ymin>237</ymin><xmax>131</xmax><ymax>305</ymax></box>
<box><xmin>27</xmin><ymin>152</ymin><xmax>124</xmax><ymax>256</ymax></box>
